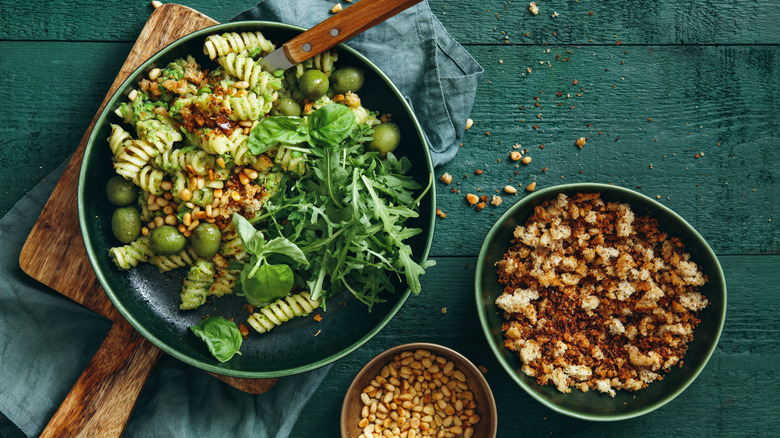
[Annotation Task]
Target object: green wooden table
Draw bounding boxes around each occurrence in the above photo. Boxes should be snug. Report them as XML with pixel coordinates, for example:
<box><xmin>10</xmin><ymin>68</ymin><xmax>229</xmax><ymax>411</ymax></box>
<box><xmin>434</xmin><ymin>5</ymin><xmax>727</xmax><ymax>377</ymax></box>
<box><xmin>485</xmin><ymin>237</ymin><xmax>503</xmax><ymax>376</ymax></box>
<box><xmin>1</xmin><ymin>1</ymin><xmax>778</xmax><ymax>436</ymax></box>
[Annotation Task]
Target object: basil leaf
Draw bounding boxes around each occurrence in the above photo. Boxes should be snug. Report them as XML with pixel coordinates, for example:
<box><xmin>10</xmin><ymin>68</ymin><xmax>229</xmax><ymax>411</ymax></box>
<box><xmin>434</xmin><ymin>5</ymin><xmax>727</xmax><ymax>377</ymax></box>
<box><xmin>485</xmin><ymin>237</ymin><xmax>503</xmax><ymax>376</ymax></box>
<box><xmin>309</xmin><ymin>104</ymin><xmax>356</xmax><ymax>148</ymax></box>
<box><xmin>248</xmin><ymin>116</ymin><xmax>309</xmax><ymax>154</ymax></box>
<box><xmin>190</xmin><ymin>316</ymin><xmax>243</xmax><ymax>363</ymax></box>
<box><xmin>233</xmin><ymin>214</ymin><xmax>259</xmax><ymax>247</ymax></box>
<box><xmin>262</xmin><ymin>237</ymin><xmax>308</xmax><ymax>264</ymax></box>
<box><xmin>242</xmin><ymin>262</ymin><xmax>294</xmax><ymax>306</ymax></box>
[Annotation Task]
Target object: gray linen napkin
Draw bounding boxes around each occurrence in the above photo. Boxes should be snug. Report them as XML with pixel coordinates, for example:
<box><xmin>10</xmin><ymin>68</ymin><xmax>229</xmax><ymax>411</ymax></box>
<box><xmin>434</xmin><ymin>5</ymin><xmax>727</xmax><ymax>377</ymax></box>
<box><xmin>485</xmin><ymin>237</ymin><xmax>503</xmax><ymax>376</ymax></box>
<box><xmin>0</xmin><ymin>1</ymin><xmax>481</xmax><ymax>436</ymax></box>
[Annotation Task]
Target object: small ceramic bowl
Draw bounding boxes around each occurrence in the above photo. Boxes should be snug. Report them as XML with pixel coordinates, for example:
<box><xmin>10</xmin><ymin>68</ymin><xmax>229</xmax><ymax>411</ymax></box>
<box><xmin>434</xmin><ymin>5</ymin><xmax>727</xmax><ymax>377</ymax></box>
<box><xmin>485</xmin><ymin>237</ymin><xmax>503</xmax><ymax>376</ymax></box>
<box><xmin>475</xmin><ymin>183</ymin><xmax>726</xmax><ymax>421</ymax></box>
<box><xmin>341</xmin><ymin>343</ymin><xmax>497</xmax><ymax>438</ymax></box>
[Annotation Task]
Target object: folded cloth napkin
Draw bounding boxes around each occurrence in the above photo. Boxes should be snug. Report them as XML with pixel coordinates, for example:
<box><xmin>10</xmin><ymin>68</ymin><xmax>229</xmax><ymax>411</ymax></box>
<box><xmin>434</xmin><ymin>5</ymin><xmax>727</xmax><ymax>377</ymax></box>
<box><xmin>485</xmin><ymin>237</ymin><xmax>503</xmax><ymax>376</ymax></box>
<box><xmin>233</xmin><ymin>0</ymin><xmax>484</xmax><ymax>167</ymax></box>
<box><xmin>0</xmin><ymin>1</ymin><xmax>481</xmax><ymax>437</ymax></box>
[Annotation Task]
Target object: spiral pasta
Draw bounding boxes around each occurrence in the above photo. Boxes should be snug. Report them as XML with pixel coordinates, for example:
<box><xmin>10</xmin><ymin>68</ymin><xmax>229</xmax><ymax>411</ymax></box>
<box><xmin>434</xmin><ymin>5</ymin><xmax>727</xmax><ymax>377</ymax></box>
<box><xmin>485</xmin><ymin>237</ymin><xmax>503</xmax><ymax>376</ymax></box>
<box><xmin>225</xmin><ymin>92</ymin><xmax>268</xmax><ymax>121</ymax></box>
<box><xmin>108</xmin><ymin>124</ymin><xmax>132</xmax><ymax>157</ymax></box>
<box><xmin>134</xmin><ymin>165</ymin><xmax>165</xmax><ymax>195</ymax></box>
<box><xmin>218</xmin><ymin>53</ymin><xmax>281</xmax><ymax>94</ymax></box>
<box><xmin>218</xmin><ymin>223</ymin><xmax>248</xmax><ymax>261</ymax></box>
<box><xmin>114</xmin><ymin>140</ymin><xmax>159</xmax><ymax>182</ymax></box>
<box><xmin>148</xmin><ymin>245</ymin><xmax>200</xmax><ymax>272</ymax></box>
<box><xmin>246</xmin><ymin>292</ymin><xmax>321</xmax><ymax>334</ymax></box>
<box><xmin>135</xmin><ymin>118</ymin><xmax>181</xmax><ymax>152</ymax></box>
<box><xmin>180</xmin><ymin>259</ymin><xmax>215</xmax><ymax>310</ymax></box>
<box><xmin>154</xmin><ymin>148</ymin><xmax>212</xmax><ymax>175</ymax></box>
<box><xmin>204</xmin><ymin>31</ymin><xmax>274</xmax><ymax>60</ymax></box>
<box><xmin>109</xmin><ymin>236</ymin><xmax>153</xmax><ymax>270</ymax></box>
<box><xmin>198</xmin><ymin>129</ymin><xmax>232</xmax><ymax>155</ymax></box>
<box><xmin>226</xmin><ymin>129</ymin><xmax>256</xmax><ymax>166</ymax></box>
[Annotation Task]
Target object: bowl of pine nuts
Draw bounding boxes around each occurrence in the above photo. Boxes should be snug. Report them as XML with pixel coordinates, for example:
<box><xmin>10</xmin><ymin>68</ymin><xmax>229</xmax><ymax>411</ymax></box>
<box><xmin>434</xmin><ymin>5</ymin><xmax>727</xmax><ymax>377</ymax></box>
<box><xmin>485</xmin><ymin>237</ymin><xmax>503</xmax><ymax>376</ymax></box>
<box><xmin>341</xmin><ymin>343</ymin><xmax>497</xmax><ymax>438</ymax></box>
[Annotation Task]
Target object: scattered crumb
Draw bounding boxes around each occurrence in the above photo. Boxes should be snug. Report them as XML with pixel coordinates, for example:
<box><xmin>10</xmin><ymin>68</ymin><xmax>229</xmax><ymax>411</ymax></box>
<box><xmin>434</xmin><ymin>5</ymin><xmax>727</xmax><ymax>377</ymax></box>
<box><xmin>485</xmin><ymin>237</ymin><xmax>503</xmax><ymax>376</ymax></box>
<box><xmin>313</xmin><ymin>314</ymin><xmax>323</xmax><ymax>322</ymax></box>
<box><xmin>491</xmin><ymin>195</ymin><xmax>503</xmax><ymax>206</ymax></box>
<box><xmin>466</xmin><ymin>118</ymin><xmax>474</xmax><ymax>130</ymax></box>
<box><xmin>529</xmin><ymin>2</ymin><xmax>539</xmax><ymax>15</ymax></box>
<box><xmin>441</xmin><ymin>307</ymin><xmax>448</xmax><ymax>314</ymax></box>
<box><xmin>439</xmin><ymin>172</ymin><xmax>453</xmax><ymax>184</ymax></box>
<box><xmin>436</xmin><ymin>207</ymin><xmax>447</xmax><ymax>219</ymax></box>
<box><xmin>478</xmin><ymin>365</ymin><xmax>489</xmax><ymax>374</ymax></box>
<box><xmin>576</xmin><ymin>137</ymin><xmax>587</xmax><ymax>148</ymax></box>
<box><xmin>526</xmin><ymin>182</ymin><xmax>537</xmax><ymax>192</ymax></box>
<box><xmin>466</xmin><ymin>193</ymin><xmax>479</xmax><ymax>205</ymax></box>
<box><xmin>330</xmin><ymin>3</ymin><xmax>342</xmax><ymax>13</ymax></box>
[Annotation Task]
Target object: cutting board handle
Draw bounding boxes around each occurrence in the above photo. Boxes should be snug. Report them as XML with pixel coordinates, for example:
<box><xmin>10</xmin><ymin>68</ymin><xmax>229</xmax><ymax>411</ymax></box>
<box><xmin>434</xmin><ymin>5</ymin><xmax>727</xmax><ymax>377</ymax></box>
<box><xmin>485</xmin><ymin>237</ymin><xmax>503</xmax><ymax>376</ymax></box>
<box><xmin>41</xmin><ymin>314</ymin><xmax>161</xmax><ymax>438</ymax></box>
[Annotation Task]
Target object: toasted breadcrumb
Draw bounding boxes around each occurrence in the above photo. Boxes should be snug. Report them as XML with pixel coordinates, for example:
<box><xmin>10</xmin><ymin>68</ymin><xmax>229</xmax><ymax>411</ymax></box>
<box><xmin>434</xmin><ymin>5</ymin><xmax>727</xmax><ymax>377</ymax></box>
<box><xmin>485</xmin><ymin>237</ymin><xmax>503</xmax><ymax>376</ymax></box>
<box><xmin>495</xmin><ymin>193</ymin><xmax>708</xmax><ymax>396</ymax></box>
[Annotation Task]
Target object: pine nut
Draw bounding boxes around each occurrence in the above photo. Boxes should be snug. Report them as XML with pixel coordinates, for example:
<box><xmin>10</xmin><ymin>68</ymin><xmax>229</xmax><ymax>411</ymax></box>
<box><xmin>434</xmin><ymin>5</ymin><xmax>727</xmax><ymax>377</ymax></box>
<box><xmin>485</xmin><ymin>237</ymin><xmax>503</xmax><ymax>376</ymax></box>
<box><xmin>239</xmin><ymin>172</ymin><xmax>250</xmax><ymax>185</ymax></box>
<box><xmin>504</xmin><ymin>185</ymin><xmax>518</xmax><ymax>194</ymax></box>
<box><xmin>216</xmin><ymin>157</ymin><xmax>226</xmax><ymax>168</ymax></box>
<box><xmin>526</xmin><ymin>181</ymin><xmax>537</xmax><ymax>192</ymax></box>
<box><xmin>188</xmin><ymin>220</ymin><xmax>200</xmax><ymax>231</ymax></box>
<box><xmin>234</xmin><ymin>81</ymin><xmax>249</xmax><ymax>89</ymax></box>
<box><xmin>149</xmin><ymin>68</ymin><xmax>161</xmax><ymax>81</ymax></box>
<box><xmin>238</xmin><ymin>120</ymin><xmax>253</xmax><ymax>127</ymax></box>
<box><xmin>160</xmin><ymin>180</ymin><xmax>173</xmax><ymax>191</ymax></box>
<box><xmin>182</xmin><ymin>213</ymin><xmax>192</xmax><ymax>226</ymax></box>
<box><xmin>156</xmin><ymin>197</ymin><xmax>169</xmax><ymax>207</ymax></box>
<box><xmin>141</xmin><ymin>227</ymin><xmax>149</xmax><ymax>236</ymax></box>
<box><xmin>243</xmin><ymin>168</ymin><xmax>259</xmax><ymax>180</ymax></box>
<box><xmin>197</xmin><ymin>176</ymin><xmax>205</xmax><ymax>190</ymax></box>
<box><xmin>510</xmin><ymin>151</ymin><xmax>522</xmax><ymax>161</ymax></box>
<box><xmin>128</xmin><ymin>89</ymin><xmax>138</xmax><ymax>101</ymax></box>
<box><xmin>154</xmin><ymin>217</ymin><xmax>164</xmax><ymax>227</ymax></box>
<box><xmin>164</xmin><ymin>214</ymin><xmax>177</xmax><ymax>226</ymax></box>
<box><xmin>180</xmin><ymin>188</ymin><xmax>192</xmax><ymax>202</ymax></box>
<box><xmin>162</xmin><ymin>205</ymin><xmax>174</xmax><ymax>215</ymax></box>
<box><xmin>465</xmin><ymin>118</ymin><xmax>473</xmax><ymax>130</ymax></box>
<box><xmin>521</xmin><ymin>156</ymin><xmax>532</xmax><ymax>164</ymax></box>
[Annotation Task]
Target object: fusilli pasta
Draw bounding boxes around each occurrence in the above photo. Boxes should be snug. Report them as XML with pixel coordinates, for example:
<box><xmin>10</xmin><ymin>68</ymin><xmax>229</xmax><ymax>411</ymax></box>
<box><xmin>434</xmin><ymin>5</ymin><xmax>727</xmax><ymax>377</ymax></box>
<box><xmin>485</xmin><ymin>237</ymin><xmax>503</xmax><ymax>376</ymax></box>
<box><xmin>246</xmin><ymin>292</ymin><xmax>321</xmax><ymax>334</ymax></box>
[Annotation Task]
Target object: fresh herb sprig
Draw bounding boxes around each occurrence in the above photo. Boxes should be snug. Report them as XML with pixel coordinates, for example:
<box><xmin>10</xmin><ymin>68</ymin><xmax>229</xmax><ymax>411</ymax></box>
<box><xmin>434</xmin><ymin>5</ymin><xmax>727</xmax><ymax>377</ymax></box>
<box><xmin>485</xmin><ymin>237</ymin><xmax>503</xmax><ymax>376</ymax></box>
<box><xmin>231</xmin><ymin>214</ymin><xmax>308</xmax><ymax>307</ymax></box>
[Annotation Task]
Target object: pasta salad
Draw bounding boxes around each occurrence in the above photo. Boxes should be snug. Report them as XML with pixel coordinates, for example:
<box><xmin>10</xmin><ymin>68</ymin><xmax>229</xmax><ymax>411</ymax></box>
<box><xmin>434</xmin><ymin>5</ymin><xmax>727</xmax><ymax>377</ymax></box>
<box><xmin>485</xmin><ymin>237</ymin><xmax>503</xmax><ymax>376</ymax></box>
<box><xmin>104</xmin><ymin>31</ymin><xmax>433</xmax><ymax>362</ymax></box>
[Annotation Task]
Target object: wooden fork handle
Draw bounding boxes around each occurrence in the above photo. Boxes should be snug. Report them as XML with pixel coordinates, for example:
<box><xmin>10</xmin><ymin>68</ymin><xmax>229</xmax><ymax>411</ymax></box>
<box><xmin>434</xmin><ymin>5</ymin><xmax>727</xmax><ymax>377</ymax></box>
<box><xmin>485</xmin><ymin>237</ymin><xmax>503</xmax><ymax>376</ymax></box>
<box><xmin>283</xmin><ymin>0</ymin><xmax>423</xmax><ymax>64</ymax></box>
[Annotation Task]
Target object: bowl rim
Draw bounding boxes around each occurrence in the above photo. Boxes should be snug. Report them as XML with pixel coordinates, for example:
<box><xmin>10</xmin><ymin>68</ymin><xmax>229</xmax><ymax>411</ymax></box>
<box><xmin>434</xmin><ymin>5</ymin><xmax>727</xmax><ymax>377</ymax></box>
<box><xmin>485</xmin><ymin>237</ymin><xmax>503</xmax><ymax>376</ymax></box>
<box><xmin>77</xmin><ymin>20</ymin><xmax>436</xmax><ymax>378</ymax></box>
<box><xmin>474</xmin><ymin>182</ymin><xmax>727</xmax><ymax>421</ymax></box>
<box><xmin>340</xmin><ymin>342</ymin><xmax>498</xmax><ymax>437</ymax></box>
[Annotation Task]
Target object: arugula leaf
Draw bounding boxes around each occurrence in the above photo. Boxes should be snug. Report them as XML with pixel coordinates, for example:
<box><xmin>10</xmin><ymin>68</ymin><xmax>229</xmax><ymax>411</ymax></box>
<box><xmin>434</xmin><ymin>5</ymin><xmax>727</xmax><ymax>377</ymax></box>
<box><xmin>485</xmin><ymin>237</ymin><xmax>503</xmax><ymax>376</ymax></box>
<box><xmin>190</xmin><ymin>316</ymin><xmax>243</xmax><ymax>362</ymax></box>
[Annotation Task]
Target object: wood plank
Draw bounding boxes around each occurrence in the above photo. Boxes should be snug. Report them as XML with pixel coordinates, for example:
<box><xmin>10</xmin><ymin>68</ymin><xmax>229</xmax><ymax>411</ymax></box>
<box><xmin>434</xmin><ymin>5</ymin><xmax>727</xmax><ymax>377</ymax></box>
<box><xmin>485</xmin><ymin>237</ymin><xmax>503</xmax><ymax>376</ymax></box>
<box><xmin>433</xmin><ymin>44</ymin><xmax>780</xmax><ymax>257</ymax></box>
<box><xmin>293</xmin><ymin>255</ymin><xmax>780</xmax><ymax>436</ymax></box>
<box><xmin>2</xmin><ymin>1</ymin><xmax>780</xmax><ymax>45</ymax></box>
<box><xmin>2</xmin><ymin>44</ymin><xmax>778</xmax><ymax>255</ymax></box>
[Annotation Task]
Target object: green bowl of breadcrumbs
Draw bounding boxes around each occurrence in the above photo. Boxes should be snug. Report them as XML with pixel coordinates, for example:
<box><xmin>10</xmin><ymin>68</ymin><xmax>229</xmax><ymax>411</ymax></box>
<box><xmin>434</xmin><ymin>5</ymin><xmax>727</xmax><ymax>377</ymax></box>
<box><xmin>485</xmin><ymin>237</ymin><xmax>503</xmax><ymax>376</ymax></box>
<box><xmin>475</xmin><ymin>183</ymin><xmax>726</xmax><ymax>421</ymax></box>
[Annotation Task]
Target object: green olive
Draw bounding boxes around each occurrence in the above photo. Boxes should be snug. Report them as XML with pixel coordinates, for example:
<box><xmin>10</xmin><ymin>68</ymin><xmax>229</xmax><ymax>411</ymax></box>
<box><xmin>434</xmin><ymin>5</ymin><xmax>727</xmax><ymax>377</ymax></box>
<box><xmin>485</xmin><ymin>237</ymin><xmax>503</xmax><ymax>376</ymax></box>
<box><xmin>190</xmin><ymin>223</ymin><xmax>222</xmax><ymax>257</ymax></box>
<box><xmin>149</xmin><ymin>225</ymin><xmax>187</xmax><ymax>256</ymax></box>
<box><xmin>330</xmin><ymin>66</ymin><xmax>365</xmax><ymax>94</ymax></box>
<box><xmin>111</xmin><ymin>206</ymin><xmax>141</xmax><ymax>244</ymax></box>
<box><xmin>106</xmin><ymin>175</ymin><xmax>138</xmax><ymax>206</ymax></box>
<box><xmin>367</xmin><ymin>123</ymin><xmax>401</xmax><ymax>157</ymax></box>
<box><xmin>298</xmin><ymin>69</ymin><xmax>329</xmax><ymax>100</ymax></box>
<box><xmin>270</xmin><ymin>97</ymin><xmax>302</xmax><ymax>117</ymax></box>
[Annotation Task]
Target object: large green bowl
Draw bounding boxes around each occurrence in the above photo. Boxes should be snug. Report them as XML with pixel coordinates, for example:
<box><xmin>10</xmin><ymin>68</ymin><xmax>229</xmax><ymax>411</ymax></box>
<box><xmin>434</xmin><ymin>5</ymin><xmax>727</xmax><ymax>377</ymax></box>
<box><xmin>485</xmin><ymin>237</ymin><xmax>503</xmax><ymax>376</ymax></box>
<box><xmin>78</xmin><ymin>22</ymin><xmax>435</xmax><ymax>378</ymax></box>
<box><xmin>475</xmin><ymin>183</ymin><xmax>726</xmax><ymax>421</ymax></box>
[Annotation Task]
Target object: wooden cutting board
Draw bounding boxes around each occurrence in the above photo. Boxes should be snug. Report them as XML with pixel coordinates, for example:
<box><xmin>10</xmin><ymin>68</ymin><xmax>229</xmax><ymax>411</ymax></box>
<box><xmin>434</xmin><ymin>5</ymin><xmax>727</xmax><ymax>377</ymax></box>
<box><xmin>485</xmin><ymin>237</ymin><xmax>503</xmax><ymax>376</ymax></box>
<box><xmin>19</xmin><ymin>4</ymin><xmax>276</xmax><ymax>437</ymax></box>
